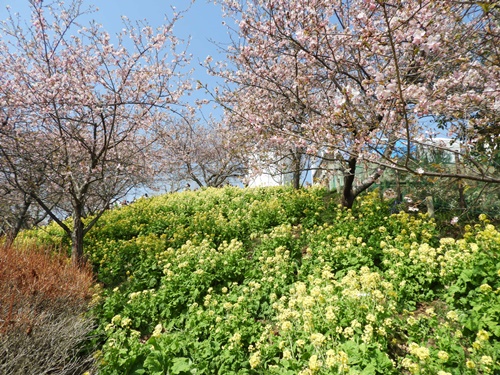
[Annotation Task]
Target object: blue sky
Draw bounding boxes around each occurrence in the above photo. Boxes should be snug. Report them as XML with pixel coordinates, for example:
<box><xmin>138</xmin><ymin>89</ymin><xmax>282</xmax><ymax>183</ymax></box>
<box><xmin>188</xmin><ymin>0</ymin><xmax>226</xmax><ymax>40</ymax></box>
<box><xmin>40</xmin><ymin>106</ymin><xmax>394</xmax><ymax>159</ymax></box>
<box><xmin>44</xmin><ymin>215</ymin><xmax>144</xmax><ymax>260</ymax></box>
<box><xmin>1</xmin><ymin>0</ymin><xmax>230</xmax><ymax>115</ymax></box>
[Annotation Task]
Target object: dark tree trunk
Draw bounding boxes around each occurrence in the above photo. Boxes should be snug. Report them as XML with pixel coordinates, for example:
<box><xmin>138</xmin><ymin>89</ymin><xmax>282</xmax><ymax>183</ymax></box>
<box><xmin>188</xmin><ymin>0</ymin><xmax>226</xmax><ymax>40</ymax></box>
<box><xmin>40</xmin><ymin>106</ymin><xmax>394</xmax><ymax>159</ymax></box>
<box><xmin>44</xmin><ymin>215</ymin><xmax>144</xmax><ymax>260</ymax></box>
<box><xmin>292</xmin><ymin>172</ymin><xmax>300</xmax><ymax>190</ymax></box>
<box><xmin>290</xmin><ymin>148</ymin><xmax>302</xmax><ymax>190</ymax></box>
<box><xmin>395</xmin><ymin>170</ymin><xmax>402</xmax><ymax>201</ymax></box>
<box><xmin>341</xmin><ymin>157</ymin><xmax>357</xmax><ymax>208</ymax></box>
<box><xmin>340</xmin><ymin>137</ymin><xmax>398</xmax><ymax>209</ymax></box>
<box><xmin>455</xmin><ymin>154</ymin><xmax>467</xmax><ymax>210</ymax></box>
<box><xmin>458</xmin><ymin>182</ymin><xmax>467</xmax><ymax>210</ymax></box>
<box><xmin>71</xmin><ymin>208</ymin><xmax>85</xmax><ymax>266</ymax></box>
<box><xmin>4</xmin><ymin>195</ymin><xmax>32</xmax><ymax>248</ymax></box>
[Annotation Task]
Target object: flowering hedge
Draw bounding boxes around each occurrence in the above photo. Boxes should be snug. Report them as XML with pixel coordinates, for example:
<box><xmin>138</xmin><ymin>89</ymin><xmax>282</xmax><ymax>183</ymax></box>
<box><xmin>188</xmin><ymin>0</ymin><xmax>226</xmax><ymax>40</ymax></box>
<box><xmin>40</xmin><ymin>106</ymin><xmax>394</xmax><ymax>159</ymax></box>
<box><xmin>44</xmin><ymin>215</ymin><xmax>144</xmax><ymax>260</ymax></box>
<box><xmin>19</xmin><ymin>186</ymin><xmax>500</xmax><ymax>374</ymax></box>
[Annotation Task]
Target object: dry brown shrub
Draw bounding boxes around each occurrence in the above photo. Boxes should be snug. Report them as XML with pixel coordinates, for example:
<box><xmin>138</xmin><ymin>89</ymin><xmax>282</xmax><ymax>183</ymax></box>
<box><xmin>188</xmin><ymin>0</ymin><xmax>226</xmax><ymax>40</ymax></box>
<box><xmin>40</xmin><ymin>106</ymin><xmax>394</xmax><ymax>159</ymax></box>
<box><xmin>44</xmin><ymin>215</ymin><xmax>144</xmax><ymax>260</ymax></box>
<box><xmin>0</xmin><ymin>244</ymin><xmax>97</xmax><ymax>374</ymax></box>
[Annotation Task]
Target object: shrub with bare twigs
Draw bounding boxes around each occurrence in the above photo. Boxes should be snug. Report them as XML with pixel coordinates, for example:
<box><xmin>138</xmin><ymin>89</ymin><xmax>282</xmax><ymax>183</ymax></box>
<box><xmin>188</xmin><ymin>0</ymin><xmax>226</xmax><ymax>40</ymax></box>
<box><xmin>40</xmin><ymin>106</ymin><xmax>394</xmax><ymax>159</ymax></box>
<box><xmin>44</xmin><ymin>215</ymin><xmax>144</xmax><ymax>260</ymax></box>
<box><xmin>0</xmin><ymin>245</ymin><xmax>97</xmax><ymax>375</ymax></box>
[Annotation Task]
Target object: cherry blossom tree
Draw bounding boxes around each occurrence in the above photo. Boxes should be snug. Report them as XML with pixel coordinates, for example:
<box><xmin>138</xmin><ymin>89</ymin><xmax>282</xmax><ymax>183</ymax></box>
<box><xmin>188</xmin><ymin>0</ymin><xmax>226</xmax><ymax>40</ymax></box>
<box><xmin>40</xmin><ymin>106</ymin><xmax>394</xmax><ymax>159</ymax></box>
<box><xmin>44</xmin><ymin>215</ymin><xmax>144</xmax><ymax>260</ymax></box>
<box><xmin>0</xmin><ymin>183</ymin><xmax>32</xmax><ymax>247</ymax></box>
<box><xmin>0</xmin><ymin>0</ymin><xmax>191</xmax><ymax>264</ymax></box>
<box><xmin>0</xmin><ymin>180</ymin><xmax>56</xmax><ymax>248</ymax></box>
<box><xmin>0</xmin><ymin>108</ymin><xmax>61</xmax><ymax>246</ymax></box>
<box><xmin>244</xmin><ymin>139</ymin><xmax>312</xmax><ymax>189</ymax></box>
<box><xmin>199</xmin><ymin>81</ymin><xmax>314</xmax><ymax>190</ymax></box>
<box><xmin>155</xmin><ymin>115</ymin><xmax>247</xmax><ymax>190</ymax></box>
<box><xmin>212</xmin><ymin>0</ymin><xmax>499</xmax><ymax>207</ymax></box>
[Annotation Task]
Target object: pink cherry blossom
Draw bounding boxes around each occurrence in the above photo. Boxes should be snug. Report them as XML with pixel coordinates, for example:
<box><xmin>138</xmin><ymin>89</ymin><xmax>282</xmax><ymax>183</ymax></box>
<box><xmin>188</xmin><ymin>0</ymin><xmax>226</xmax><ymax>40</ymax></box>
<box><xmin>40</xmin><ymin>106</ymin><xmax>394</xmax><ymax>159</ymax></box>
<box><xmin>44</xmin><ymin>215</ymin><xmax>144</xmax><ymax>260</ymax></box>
<box><xmin>0</xmin><ymin>0</ymin><xmax>191</xmax><ymax>264</ymax></box>
<box><xmin>211</xmin><ymin>0</ymin><xmax>500</xmax><ymax>207</ymax></box>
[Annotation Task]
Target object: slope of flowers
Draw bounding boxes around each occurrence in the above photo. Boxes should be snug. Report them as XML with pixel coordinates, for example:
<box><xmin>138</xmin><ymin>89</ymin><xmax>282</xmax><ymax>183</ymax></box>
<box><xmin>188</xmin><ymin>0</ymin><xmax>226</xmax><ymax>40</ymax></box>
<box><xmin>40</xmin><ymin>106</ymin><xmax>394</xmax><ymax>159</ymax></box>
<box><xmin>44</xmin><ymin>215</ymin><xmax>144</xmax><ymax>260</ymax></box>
<box><xmin>17</xmin><ymin>186</ymin><xmax>500</xmax><ymax>374</ymax></box>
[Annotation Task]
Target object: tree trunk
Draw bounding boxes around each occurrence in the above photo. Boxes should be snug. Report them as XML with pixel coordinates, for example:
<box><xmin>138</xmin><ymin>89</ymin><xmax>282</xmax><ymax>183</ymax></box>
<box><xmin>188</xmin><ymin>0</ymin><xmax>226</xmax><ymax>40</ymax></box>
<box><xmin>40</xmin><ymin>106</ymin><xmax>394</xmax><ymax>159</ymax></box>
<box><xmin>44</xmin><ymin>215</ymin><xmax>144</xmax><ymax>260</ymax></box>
<box><xmin>455</xmin><ymin>153</ymin><xmax>467</xmax><ymax>210</ymax></box>
<box><xmin>395</xmin><ymin>170</ymin><xmax>402</xmax><ymax>201</ymax></box>
<box><xmin>4</xmin><ymin>196</ymin><xmax>32</xmax><ymax>248</ymax></box>
<box><xmin>425</xmin><ymin>196</ymin><xmax>435</xmax><ymax>218</ymax></box>
<box><xmin>292</xmin><ymin>160</ymin><xmax>301</xmax><ymax>190</ymax></box>
<box><xmin>341</xmin><ymin>155</ymin><xmax>391</xmax><ymax>209</ymax></box>
<box><xmin>71</xmin><ymin>209</ymin><xmax>85</xmax><ymax>266</ymax></box>
<box><xmin>341</xmin><ymin>187</ymin><xmax>356</xmax><ymax>209</ymax></box>
<box><xmin>341</xmin><ymin>157</ymin><xmax>357</xmax><ymax>208</ymax></box>
<box><xmin>458</xmin><ymin>182</ymin><xmax>467</xmax><ymax>210</ymax></box>
<box><xmin>290</xmin><ymin>149</ymin><xmax>302</xmax><ymax>190</ymax></box>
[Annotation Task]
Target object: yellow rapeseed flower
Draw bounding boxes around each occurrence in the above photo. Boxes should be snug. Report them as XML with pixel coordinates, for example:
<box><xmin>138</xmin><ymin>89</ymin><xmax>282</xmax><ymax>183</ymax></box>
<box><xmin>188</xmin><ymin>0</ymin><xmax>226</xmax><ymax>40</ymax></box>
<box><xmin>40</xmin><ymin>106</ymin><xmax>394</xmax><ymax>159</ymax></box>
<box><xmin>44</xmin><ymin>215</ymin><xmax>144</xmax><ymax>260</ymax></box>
<box><xmin>366</xmin><ymin>313</ymin><xmax>376</xmax><ymax>322</ymax></box>
<box><xmin>296</xmin><ymin>339</ymin><xmax>305</xmax><ymax>347</ymax></box>
<box><xmin>310</xmin><ymin>333</ymin><xmax>325</xmax><ymax>346</ymax></box>
<box><xmin>407</xmin><ymin>316</ymin><xmax>418</xmax><ymax>326</ymax></box>
<box><xmin>481</xmin><ymin>355</ymin><xmax>493</xmax><ymax>365</ymax></box>
<box><xmin>446</xmin><ymin>310</ymin><xmax>459</xmax><ymax>322</ymax></box>
<box><xmin>437</xmin><ymin>351</ymin><xmax>449</xmax><ymax>362</ymax></box>
<box><xmin>409</xmin><ymin>343</ymin><xmax>430</xmax><ymax>361</ymax></box>
<box><xmin>479</xmin><ymin>284</ymin><xmax>492</xmax><ymax>293</ymax></box>
<box><xmin>152</xmin><ymin>323</ymin><xmax>163</xmax><ymax>338</ymax></box>
<box><xmin>308</xmin><ymin>355</ymin><xmax>322</xmax><ymax>372</ymax></box>
<box><xmin>466</xmin><ymin>360</ymin><xmax>476</xmax><ymax>369</ymax></box>
<box><xmin>477</xmin><ymin>329</ymin><xmax>490</xmax><ymax>341</ymax></box>
<box><xmin>111</xmin><ymin>314</ymin><xmax>122</xmax><ymax>325</ymax></box>
<box><xmin>283</xmin><ymin>349</ymin><xmax>292</xmax><ymax>360</ymax></box>
<box><xmin>121</xmin><ymin>317</ymin><xmax>132</xmax><ymax>328</ymax></box>
<box><xmin>325</xmin><ymin>351</ymin><xmax>336</xmax><ymax>368</ymax></box>
<box><xmin>249</xmin><ymin>351</ymin><xmax>261</xmax><ymax>369</ymax></box>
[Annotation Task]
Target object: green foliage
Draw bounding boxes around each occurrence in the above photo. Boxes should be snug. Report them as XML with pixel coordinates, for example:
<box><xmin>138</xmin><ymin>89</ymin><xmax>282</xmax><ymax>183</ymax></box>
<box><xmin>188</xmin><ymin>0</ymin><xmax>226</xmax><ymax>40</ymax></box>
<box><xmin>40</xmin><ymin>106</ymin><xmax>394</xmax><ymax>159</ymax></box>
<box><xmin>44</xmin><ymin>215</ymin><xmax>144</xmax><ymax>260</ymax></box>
<box><xmin>21</xmin><ymin>186</ymin><xmax>500</xmax><ymax>374</ymax></box>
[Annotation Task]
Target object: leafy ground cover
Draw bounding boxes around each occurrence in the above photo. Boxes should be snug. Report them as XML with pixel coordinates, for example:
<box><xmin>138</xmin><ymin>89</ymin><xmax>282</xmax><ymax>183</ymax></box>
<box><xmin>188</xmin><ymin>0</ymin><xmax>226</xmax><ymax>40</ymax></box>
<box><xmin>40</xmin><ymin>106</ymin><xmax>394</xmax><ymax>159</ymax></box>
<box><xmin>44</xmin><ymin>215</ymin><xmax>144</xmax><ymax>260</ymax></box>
<box><xmin>17</xmin><ymin>186</ymin><xmax>500</xmax><ymax>374</ymax></box>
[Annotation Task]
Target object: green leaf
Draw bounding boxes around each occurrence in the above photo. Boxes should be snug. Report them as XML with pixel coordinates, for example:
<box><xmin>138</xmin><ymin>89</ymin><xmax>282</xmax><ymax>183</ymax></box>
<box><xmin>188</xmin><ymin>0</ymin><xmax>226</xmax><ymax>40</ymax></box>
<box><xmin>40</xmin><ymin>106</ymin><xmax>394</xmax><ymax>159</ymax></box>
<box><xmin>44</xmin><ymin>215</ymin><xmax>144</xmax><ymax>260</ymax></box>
<box><xmin>171</xmin><ymin>357</ymin><xmax>192</xmax><ymax>374</ymax></box>
<box><xmin>459</xmin><ymin>269</ymin><xmax>473</xmax><ymax>283</ymax></box>
<box><xmin>144</xmin><ymin>355</ymin><xmax>162</xmax><ymax>371</ymax></box>
<box><xmin>360</xmin><ymin>363</ymin><xmax>376</xmax><ymax>375</ymax></box>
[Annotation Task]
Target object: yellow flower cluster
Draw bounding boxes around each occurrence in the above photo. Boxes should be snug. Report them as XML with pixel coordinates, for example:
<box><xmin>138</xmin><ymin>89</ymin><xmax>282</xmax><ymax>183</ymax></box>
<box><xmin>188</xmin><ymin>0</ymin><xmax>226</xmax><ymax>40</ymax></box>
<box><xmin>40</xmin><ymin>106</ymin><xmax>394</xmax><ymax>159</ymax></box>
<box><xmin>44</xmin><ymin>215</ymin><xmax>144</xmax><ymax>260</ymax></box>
<box><xmin>477</xmin><ymin>329</ymin><xmax>490</xmax><ymax>342</ymax></box>
<box><xmin>408</xmin><ymin>342</ymin><xmax>430</xmax><ymax>361</ymax></box>
<box><xmin>254</xmin><ymin>265</ymin><xmax>398</xmax><ymax>373</ymax></box>
<box><xmin>127</xmin><ymin>288</ymin><xmax>157</xmax><ymax>304</ymax></box>
<box><xmin>383</xmin><ymin>226</ymin><xmax>483</xmax><ymax>282</ymax></box>
<box><xmin>325</xmin><ymin>349</ymin><xmax>349</xmax><ymax>371</ymax></box>
<box><xmin>339</xmin><ymin>267</ymin><xmax>396</xmax><ymax>303</ymax></box>
<box><xmin>152</xmin><ymin>323</ymin><xmax>163</xmax><ymax>338</ymax></box>
<box><xmin>249</xmin><ymin>350</ymin><xmax>261</xmax><ymax>368</ymax></box>
<box><xmin>401</xmin><ymin>358</ymin><xmax>420</xmax><ymax>374</ymax></box>
<box><xmin>310</xmin><ymin>333</ymin><xmax>325</xmax><ymax>347</ymax></box>
<box><xmin>308</xmin><ymin>230</ymin><xmax>370</xmax><ymax>268</ymax></box>
<box><xmin>158</xmin><ymin>238</ymin><xmax>244</xmax><ymax>282</ymax></box>
<box><xmin>105</xmin><ymin>314</ymin><xmax>133</xmax><ymax>332</ymax></box>
<box><xmin>228</xmin><ymin>332</ymin><xmax>242</xmax><ymax>350</ymax></box>
<box><xmin>437</xmin><ymin>350</ymin><xmax>449</xmax><ymax>362</ymax></box>
<box><xmin>445</xmin><ymin>310</ymin><xmax>459</xmax><ymax>322</ymax></box>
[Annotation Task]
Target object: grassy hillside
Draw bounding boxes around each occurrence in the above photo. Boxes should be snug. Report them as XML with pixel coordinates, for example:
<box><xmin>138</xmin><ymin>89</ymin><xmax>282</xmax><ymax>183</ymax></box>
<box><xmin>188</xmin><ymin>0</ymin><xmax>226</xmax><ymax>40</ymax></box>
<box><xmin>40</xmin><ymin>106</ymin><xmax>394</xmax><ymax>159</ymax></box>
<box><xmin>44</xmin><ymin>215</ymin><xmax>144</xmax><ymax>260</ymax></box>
<box><xmin>17</xmin><ymin>186</ymin><xmax>500</xmax><ymax>374</ymax></box>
